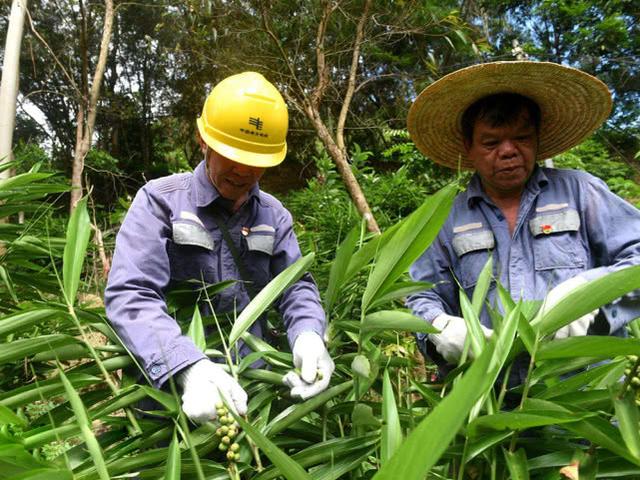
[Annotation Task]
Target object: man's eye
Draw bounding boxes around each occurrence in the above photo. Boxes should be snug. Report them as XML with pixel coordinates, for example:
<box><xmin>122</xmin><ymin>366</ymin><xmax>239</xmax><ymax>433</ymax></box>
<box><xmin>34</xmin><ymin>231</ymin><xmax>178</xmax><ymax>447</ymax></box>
<box><xmin>482</xmin><ymin>141</ymin><xmax>498</xmax><ymax>147</ymax></box>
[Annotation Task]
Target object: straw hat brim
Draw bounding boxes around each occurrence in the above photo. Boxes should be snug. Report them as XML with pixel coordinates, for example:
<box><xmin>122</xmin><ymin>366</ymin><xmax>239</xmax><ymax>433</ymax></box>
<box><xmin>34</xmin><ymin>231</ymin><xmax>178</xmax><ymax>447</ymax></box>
<box><xmin>407</xmin><ymin>61</ymin><xmax>612</xmax><ymax>170</ymax></box>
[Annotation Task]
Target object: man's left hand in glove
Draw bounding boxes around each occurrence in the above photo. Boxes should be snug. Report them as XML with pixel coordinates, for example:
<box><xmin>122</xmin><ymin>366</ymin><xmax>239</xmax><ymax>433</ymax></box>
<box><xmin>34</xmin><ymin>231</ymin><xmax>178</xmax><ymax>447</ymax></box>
<box><xmin>283</xmin><ymin>332</ymin><xmax>334</xmax><ymax>400</ymax></box>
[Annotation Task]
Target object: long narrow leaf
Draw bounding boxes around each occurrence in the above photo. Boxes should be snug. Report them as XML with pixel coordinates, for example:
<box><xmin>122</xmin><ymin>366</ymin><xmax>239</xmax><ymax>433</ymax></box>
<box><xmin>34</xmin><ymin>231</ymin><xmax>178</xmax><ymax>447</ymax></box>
<box><xmin>265</xmin><ymin>381</ymin><xmax>353</xmax><ymax>437</ymax></box>
<box><xmin>228</xmin><ymin>253</ymin><xmax>314</xmax><ymax>347</ymax></box>
<box><xmin>0</xmin><ymin>308</ymin><xmax>63</xmax><ymax>337</ymax></box>
<box><xmin>57</xmin><ymin>365</ymin><xmax>110</xmax><ymax>480</ymax></box>
<box><xmin>187</xmin><ymin>306</ymin><xmax>206</xmax><ymax>352</ymax></box>
<box><xmin>62</xmin><ymin>197</ymin><xmax>92</xmax><ymax>307</ymax></box>
<box><xmin>532</xmin><ymin>265</ymin><xmax>640</xmax><ymax>336</ymax></box>
<box><xmin>537</xmin><ymin>337</ymin><xmax>640</xmax><ymax>361</ymax></box>
<box><xmin>372</xmin><ymin>343</ymin><xmax>495</xmax><ymax>480</ymax></box>
<box><xmin>471</xmin><ymin>255</ymin><xmax>493</xmax><ymax>318</ymax></box>
<box><xmin>233</xmin><ymin>414</ymin><xmax>312</xmax><ymax>480</ymax></box>
<box><xmin>362</xmin><ymin>310</ymin><xmax>438</xmax><ymax>335</ymax></box>
<box><xmin>381</xmin><ymin>369</ymin><xmax>402</xmax><ymax>465</ymax></box>
<box><xmin>612</xmin><ymin>390</ymin><xmax>640</xmax><ymax>460</ymax></box>
<box><xmin>163</xmin><ymin>429</ymin><xmax>182</xmax><ymax>479</ymax></box>
<box><xmin>325</xmin><ymin>225</ymin><xmax>360</xmax><ymax>312</ymax></box>
<box><xmin>361</xmin><ymin>184</ymin><xmax>456</xmax><ymax>312</ymax></box>
<box><xmin>0</xmin><ymin>405</ymin><xmax>26</xmax><ymax>426</ymax></box>
<box><xmin>503</xmin><ymin>448</ymin><xmax>530</xmax><ymax>480</ymax></box>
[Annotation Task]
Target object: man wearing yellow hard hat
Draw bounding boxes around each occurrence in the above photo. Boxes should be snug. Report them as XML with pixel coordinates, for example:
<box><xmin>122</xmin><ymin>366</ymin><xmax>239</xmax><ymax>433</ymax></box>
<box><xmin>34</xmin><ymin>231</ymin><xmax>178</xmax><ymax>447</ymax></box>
<box><xmin>105</xmin><ymin>72</ymin><xmax>333</xmax><ymax>423</ymax></box>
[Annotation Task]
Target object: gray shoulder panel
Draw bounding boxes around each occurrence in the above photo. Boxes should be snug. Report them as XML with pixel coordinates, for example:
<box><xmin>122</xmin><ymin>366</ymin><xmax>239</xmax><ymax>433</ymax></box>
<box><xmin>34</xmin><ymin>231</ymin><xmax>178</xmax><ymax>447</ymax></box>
<box><xmin>149</xmin><ymin>173</ymin><xmax>192</xmax><ymax>194</ymax></box>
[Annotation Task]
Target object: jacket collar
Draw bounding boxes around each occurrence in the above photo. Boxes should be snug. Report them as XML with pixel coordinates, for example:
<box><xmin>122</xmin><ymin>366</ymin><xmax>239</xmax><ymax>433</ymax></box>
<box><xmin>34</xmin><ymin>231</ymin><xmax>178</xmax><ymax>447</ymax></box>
<box><xmin>466</xmin><ymin>165</ymin><xmax>549</xmax><ymax>208</ymax></box>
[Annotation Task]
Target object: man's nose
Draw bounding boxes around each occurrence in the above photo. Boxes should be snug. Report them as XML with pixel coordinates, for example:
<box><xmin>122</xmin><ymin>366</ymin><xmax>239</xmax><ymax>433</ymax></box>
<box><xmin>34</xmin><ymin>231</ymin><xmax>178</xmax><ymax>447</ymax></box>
<box><xmin>497</xmin><ymin>139</ymin><xmax>517</xmax><ymax>157</ymax></box>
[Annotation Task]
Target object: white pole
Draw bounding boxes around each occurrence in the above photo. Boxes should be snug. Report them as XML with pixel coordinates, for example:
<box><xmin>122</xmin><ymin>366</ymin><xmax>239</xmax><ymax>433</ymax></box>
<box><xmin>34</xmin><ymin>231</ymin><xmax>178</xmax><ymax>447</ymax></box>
<box><xmin>0</xmin><ymin>0</ymin><xmax>28</xmax><ymax>180</ymax></box>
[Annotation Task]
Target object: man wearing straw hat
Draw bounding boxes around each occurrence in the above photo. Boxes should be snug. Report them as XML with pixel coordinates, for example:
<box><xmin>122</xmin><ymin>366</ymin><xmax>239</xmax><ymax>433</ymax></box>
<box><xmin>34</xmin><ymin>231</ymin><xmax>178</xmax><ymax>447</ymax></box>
<box><xmin>405</xmin><ymin>61</ymin><xmax>640</xmax><ymax>380</ymax></box>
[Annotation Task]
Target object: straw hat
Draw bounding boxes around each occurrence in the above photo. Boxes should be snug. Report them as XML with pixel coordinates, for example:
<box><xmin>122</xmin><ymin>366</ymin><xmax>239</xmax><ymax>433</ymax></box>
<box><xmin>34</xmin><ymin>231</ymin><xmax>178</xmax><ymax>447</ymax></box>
<box><xmin>407</xmin><ymin>61</ymin><xmax>612</xmax><ymax>169</ymax></box>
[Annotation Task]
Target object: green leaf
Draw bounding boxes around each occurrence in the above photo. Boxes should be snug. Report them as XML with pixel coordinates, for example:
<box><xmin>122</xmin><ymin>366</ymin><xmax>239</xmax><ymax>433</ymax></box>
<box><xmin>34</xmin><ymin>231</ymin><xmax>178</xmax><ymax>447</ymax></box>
<box><xmin>5</xmin><ymin>469</ymin><xmax>74</xmax><ymax>480</ymax></box>
<box><xmin>265</xmin><ymin>381</ymin><xmax>353</xmax><ymax>437</ymax></box>
<box><xmin>0</xmin><ymin>308</ymin><xmax>65</xmax><ymax>337</ymax></box>
<box><xmin>62</xmin><ymin>197</ymin><xmax>92</xmax><ymax>307</ymax></box>
<box><xmin>163</xmin><ymin>429</ymin><xmax>181</xmax><ymax>479</ymax></box>
<box><xmin>459</xmin><ymin>288</ymin><xmax>487</xmax><ymax>358</ymax></box>
<box><xmin>352</xmin><ymin>403</ymin><xmax>381</xmax><ymax>428</ymax></box>
<box><xmin>362</xmin><ymin>310</ymin><xmax>438</xmax><ymax>335</ymax></box>
<box><xmin>232</xmin><ymin>414</ymin><xmax>312</xmax><ymax>480</ymax></box>
<box><xmin>468</xmin><ymin>410</ymin><xmax>595</xmax><ymax>437</ymax></box>
<box><xmin>369</xmin><ymin>281</ymin><xmax>433</xmax><ymax>310</ymax></box>
<box><xmin>57</xmin><ymin>365</ymin><xmax>110</xmax><ymax>480</ymax></box>
<box><xmin>0</xmin><ymin>266</ymin><xmax>18</xmax><ymax>304</ymax></box>
<box><xmin>351</xmin><ymin>355</ymin><xmax>371</xmax><ymax>378</ymax></box>
<box><xmin>253</xmin><ymin>434</ymin><xmax>378</xmax><ymax>480</ymax></box>
<box><xmin>503</xmin><ymin>448</ymin><xmax>530</xmax><ymax>480</ymax></box>
<box><xmin>325</xmin><ymin>225</ymin><xmax>360</xmax><ymax>312</ymax></box>
<box><xmin>537</xmin><ymin>337</ymin><xmax>640</xmax><ymax>361</ymax></box>
<box><xmin>187</xmin><ymin>306</ymin><xmax>206</xmax><ymax>352</ymax></box>
<box><xmin>381</xmin><ymin>370</ymin><xmax>402</xmax><ymax>465</ymax></box>
<box><xmin>228</xmin><ymin>253</ymin><xmax>314</xmax><ymax>347</ymax></box>
<box><xmin>0</xmin><ymin>334</ymin><xmax>80</xmax><ymax>365</ymax></box>
<box><xmin>361</xmin><ymin>184</ymin><xmax>456</xmax><ymax>312</ymax></box>
<box><xmin>612</xmin><ymin>389</ymin><xmax>640</xmax><ymax>460</ymax></box>
<box><xmin>0</xmin><ymin>405</ymin><xmax>26</xmax><ymax>426</ymax></box>
<box><xmin>524</xmin><ymin>398</ymin><xmax>640</xmax><ymax>465</ymax></box>
<box><xmin>343</xmin><ymin>222</ymin><xmax>401</xmax><ymax>283</ymax></box>
<box><xmin>532</xmin><ymin>265</ymin><xmax>640</xmax><ymax>336</ymax></box>
<box><xmin>372</xmin><ymin>343</ymin><xmax>496</xmax><ymax>480</ymax></box>
<box><xmin>471</xmin><ymin>255</ymin><xmax>493</xmax><ymax>318</ymax></box>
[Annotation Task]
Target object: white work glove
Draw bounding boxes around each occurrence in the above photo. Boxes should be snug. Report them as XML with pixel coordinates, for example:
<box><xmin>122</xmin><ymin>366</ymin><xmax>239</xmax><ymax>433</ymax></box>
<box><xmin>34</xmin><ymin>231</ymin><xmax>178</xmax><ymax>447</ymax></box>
<box><xmin>430</xmin><ymin>313</ymin><xmax>493</xmax><ymax>364</ymax></box>
<box><xmin>178</xmin><ymin>359</ymin><xmax>248</xmax><ymax>424</ymax></box>
<box><xmin>283</xmin><ymin>332</ymin><xmax>334</xmax><ymax>400</ymax></box>
<box><xmin>543</xmin><ymin>275</ymin><xmax>597</xmax><ymax>340</ymax></box>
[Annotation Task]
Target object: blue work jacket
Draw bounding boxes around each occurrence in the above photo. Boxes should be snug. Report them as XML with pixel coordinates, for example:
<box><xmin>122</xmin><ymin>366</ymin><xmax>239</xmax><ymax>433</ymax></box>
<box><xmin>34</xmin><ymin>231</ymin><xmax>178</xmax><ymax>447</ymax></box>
<box><xmin>407</xmin><ymin>167</ymin><xmax>640</xmax><ymax>360</ymax></box>
<box><xmin>105</xmin><ymin>161</ymin><xmax>325</xmax><ymax>387</ymax></box>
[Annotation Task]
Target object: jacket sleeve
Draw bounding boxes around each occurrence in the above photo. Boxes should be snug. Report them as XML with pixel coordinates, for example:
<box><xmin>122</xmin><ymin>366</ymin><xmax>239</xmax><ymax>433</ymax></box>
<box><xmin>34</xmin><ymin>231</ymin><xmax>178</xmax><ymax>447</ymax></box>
<box><xmin>406</xmin><ymin>230</ymin><xmax>460</xmax><ymax>324</ymax></box>
<box><xmin>576</xmin><ymin>176</ymin><xmax>640</xmax><ymax>332</ymax></box>
<box><xmin>270</xmin><ymin>208</ymin><xmax>326</xmax><ymax>348</ymax></box>
<box><xmin>104</xmin><ymin>187</ymin><xmax>205</xmax><ymax>387</ymax></box>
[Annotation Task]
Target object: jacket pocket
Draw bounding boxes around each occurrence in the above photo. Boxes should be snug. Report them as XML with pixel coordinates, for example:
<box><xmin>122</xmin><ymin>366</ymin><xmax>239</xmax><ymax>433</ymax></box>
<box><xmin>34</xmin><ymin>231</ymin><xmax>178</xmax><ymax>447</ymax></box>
<box><xmin>453</xmin><ymin>229</ymin><xmax>495</xmax><ymax>289</ymax></box>
<box><xmin>169</xmin><ymin>221</ymin><xmax>216</xmax><ymax>282</ymax></box>
<box><xmin>529</xmin><ymin>209</ymin><xmax>586</xmax><ymax>271</ymax></box>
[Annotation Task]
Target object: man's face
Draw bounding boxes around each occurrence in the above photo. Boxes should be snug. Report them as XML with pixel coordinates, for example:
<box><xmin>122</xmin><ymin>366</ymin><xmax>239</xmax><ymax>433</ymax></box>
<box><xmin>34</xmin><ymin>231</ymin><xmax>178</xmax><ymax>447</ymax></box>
<box><xmin>465</xmin><ymin>111</ymin><xmax>538</xmax><ymax>199</ymax></box>
<box><xmin>206</xmin><ymin>149</ymin><xmax>265</xmax><ymax>202</ymax></box>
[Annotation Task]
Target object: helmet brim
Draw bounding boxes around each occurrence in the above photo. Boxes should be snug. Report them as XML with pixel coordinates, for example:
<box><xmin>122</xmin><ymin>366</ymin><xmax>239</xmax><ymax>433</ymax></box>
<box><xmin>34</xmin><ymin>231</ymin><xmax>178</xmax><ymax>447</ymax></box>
<box><xmin>197</xmin><ymin>117</ymin><xmax>287</xmax><ymax>168</ymax></box>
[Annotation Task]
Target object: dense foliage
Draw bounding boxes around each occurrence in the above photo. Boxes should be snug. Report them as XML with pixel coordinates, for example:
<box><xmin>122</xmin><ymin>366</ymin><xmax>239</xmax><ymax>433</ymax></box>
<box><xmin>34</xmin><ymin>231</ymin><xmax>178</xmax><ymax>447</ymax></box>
<box><xmin>2</xmin><ymin>0</ymin><xmax>640</xmax><ymax>478</ymax></box>
<box><xmin>1</xmin><ymin>166</ymin><xmax>640</xmax><ymax>479</ymax></box>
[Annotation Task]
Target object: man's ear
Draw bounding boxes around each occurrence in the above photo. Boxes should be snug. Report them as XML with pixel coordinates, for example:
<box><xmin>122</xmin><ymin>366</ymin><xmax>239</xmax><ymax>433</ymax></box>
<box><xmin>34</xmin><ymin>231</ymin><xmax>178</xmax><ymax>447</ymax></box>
<box><xmin>196</xmin><ymin>130</ymin><xmax>207</xmax><ymax>155</ymax></box>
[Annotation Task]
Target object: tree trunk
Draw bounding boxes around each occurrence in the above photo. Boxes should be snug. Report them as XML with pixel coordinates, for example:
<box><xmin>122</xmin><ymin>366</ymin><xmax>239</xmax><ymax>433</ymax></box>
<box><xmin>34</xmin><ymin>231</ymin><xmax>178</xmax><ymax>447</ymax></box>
<box><xmin>70</xmin><ymin>0</ymin><xmax>115</xmax><ymax>211</ymax></box>
<box><xmin>0</xmin><ymin>0</ymin><xmax>28</xmax><ymax>180</ymax></box>
<box><xmin>305</xmin><ymin>104</ymin><xmax>380</xmax><ymax>234</ymax></box>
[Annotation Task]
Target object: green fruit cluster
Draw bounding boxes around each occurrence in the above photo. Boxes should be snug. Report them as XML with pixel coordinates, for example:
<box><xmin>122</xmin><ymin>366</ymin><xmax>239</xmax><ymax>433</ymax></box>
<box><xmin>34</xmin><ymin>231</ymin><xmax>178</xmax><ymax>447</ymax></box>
<box><xmin>623</xmin><ymin>355</ymin><xmax>640</xmax><ymax>405</ymax></box>
<box><xmin>213</xmin><ymin>402</ymin><xmax>242</xmax><ymax>463</ymax></box>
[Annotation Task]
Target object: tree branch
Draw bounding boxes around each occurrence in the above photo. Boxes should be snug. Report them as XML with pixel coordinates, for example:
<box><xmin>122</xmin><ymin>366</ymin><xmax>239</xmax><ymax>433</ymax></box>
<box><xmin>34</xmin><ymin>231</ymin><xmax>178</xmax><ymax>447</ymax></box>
<box><xmin>335</xmin><ymin>0</ymin><xmax>372</xmax><ymax>155</ymax></box>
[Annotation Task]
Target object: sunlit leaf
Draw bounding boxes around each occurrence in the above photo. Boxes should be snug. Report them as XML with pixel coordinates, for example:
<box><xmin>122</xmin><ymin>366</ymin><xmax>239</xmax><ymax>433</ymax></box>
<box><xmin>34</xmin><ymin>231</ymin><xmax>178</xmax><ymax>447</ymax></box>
<box><xmin>228</xmin><ymin>253</ymin><xmax>314</xmax><ymax>347</ymax></box>
<box><xmin>381</xmin><ymin>369</ymin><xmax>402</xmax><ymax>465</ymax></box>
<box><xmin>62</xmin><ymin>197</ymin><xmax>92</xmax><ymax>307</ymax></box>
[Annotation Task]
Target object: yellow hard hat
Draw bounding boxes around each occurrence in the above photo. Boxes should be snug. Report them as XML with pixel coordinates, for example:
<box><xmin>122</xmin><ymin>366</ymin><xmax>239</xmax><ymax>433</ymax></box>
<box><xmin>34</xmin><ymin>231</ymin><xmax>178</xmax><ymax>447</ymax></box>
<box><xmin>197</xmin><ymin>72</ymin><xmax>288</xmax><ymax>168</ymax></box>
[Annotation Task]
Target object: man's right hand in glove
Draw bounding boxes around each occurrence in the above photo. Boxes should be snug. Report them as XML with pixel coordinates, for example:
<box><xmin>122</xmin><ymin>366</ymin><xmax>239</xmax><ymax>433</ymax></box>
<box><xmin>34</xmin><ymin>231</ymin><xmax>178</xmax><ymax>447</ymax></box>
<box><xmin>431</xmin><ymin>313</ymin><xmax>493</xmax><ymax>364</ymax></box>
<box><xmin>177</xmin><ymin>359</ymin><xmax>248</xmax><ymax>424</ymax></box>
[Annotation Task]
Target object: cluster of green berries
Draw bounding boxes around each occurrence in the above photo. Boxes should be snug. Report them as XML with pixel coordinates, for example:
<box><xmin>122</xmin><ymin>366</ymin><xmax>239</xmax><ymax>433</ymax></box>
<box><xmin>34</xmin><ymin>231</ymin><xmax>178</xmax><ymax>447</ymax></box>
<box><xmin>623</xmin><ymin>355</ymin><xmax>640</xmax><ymax>403</ymax></box>
<box><xmin>214</xmin><ymin>403</ymin><xmax>242</xmax><ymax>463</ymax></box>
